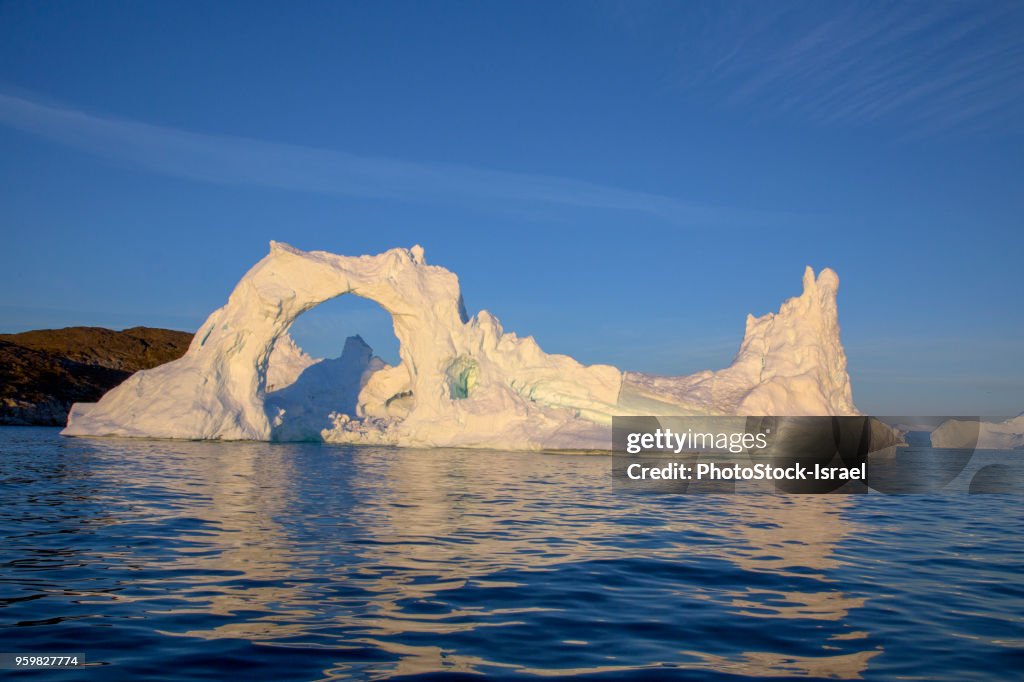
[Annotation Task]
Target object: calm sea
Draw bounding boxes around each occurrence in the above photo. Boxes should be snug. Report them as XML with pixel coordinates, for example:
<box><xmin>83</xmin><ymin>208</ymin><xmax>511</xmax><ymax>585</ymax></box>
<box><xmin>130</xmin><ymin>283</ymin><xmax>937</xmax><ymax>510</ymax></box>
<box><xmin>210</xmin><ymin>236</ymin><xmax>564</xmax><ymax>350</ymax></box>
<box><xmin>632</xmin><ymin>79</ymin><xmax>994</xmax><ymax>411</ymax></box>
<box><xmin>1</xmin><ymin>427</ymin><xmax>1021</xmax><ymax>680</ymax></box>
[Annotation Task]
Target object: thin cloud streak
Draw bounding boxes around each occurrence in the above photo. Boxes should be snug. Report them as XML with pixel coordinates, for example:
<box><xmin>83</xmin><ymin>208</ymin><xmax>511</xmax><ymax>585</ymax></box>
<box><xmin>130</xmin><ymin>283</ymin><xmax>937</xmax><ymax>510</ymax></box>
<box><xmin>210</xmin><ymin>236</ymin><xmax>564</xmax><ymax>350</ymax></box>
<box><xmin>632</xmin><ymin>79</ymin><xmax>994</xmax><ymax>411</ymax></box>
<box><xmin>0</xmin><ymin>92</ymin><xmax>768</xmax><ymax>226</ymax></box>
<box><xmin>676</xmin><ymin>2</ymin><xmax>1024</xmax><ymax>135</ymax></box>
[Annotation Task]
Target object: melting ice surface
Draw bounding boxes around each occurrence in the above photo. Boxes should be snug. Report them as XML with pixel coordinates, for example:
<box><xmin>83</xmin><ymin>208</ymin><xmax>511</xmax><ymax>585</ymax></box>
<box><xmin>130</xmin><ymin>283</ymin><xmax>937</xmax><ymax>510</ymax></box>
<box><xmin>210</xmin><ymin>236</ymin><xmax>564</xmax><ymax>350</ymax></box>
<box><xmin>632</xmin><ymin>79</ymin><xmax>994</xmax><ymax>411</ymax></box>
<box><xmin>64</xmin><ymin>243</ymin><xmax>859</xmax><ymax>448</ymax></box>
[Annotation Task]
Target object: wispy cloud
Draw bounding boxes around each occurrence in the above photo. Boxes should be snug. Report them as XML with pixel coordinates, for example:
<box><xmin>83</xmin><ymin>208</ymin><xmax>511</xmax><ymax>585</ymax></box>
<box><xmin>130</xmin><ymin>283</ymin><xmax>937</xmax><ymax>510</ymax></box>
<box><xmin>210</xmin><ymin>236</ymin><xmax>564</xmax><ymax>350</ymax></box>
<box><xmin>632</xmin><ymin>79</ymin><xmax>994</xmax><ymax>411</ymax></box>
<box><xmin>0</xmin><ymin>91</ymin><xmax>772</xmax><ymax>226</ymax></box>
<box><xmin>674</xmin><ymin>2</ymin><xmax>1024</xmax><ymax>136</ymax></box>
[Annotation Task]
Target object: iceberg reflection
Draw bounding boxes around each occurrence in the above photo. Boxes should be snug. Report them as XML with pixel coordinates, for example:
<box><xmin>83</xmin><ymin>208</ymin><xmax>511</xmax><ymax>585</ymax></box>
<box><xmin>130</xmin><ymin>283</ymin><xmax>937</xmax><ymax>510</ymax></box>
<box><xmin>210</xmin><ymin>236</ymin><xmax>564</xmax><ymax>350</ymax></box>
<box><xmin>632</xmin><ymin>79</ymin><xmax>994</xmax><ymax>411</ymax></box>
<box><xmin>42</xmin><ymin>438</ymin><xmax>885</xmax><ymax>678</ymax></box>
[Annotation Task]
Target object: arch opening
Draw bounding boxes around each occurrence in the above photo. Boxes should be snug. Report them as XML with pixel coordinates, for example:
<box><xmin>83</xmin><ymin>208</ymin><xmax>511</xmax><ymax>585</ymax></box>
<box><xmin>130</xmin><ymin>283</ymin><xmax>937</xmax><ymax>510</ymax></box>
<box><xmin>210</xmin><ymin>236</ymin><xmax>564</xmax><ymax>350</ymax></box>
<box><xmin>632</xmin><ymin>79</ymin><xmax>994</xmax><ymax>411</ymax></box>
<box><xmin>289</xmin><ymin>294</ymin><xmax>401</xmax><ymax>366</ymax></box>
<box><xmin>264</xmin><ymin>294</ymin><xmax>408</xmax><ymax>441</ymax></box>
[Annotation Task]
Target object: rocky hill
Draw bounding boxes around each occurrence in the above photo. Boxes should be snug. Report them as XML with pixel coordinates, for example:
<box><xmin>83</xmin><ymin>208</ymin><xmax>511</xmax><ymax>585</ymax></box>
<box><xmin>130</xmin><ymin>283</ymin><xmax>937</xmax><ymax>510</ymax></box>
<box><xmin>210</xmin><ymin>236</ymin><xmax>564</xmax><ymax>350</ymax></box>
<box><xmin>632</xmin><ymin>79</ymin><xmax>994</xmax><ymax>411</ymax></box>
<box><xmin>0</xmin><ymin>327</ymin><xmax>193</xmax><ymax>426</ymax></box>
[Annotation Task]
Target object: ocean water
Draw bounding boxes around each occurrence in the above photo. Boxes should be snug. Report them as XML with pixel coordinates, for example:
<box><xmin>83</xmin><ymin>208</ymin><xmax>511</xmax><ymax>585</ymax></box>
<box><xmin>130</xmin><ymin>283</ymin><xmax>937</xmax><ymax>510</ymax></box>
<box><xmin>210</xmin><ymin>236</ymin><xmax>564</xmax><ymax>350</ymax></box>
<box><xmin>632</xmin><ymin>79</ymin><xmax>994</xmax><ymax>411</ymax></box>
<box><xmin>1</xmin><ymin>428</ymin><xmax>1021</xmax><ymax>681</ymax></box>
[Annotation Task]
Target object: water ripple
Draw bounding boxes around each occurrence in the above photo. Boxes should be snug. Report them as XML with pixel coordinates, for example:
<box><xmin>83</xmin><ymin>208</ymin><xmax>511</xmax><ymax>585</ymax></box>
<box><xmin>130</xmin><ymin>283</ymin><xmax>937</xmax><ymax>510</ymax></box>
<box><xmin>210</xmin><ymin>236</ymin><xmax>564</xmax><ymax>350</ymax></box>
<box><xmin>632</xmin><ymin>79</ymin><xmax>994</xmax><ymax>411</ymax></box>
<box><xmin>0</xmin><ymin>428</ymin><xmax>1021</xmax><ymax>680</ymax></box>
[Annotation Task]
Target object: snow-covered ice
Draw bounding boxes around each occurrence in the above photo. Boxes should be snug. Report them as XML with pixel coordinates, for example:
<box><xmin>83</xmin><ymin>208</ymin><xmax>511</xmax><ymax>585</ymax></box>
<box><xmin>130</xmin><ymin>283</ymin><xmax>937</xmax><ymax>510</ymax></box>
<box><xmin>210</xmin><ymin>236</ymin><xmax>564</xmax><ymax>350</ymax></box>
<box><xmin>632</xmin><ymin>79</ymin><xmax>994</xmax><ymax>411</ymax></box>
<box><xmin>64</xmin><ymin>243</ymin><xmax>859</xmax><ymax>449</ymax></box>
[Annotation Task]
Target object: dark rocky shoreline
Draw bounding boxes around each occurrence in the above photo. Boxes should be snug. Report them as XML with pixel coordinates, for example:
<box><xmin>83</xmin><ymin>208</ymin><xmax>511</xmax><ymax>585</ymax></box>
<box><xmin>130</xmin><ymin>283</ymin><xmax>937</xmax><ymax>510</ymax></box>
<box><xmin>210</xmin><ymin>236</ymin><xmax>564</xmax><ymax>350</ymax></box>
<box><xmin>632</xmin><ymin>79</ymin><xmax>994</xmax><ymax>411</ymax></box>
<box><xmin>0</xmin><ymin>327</ymin><xmax>192</xmax><ymax>426</ymax></box>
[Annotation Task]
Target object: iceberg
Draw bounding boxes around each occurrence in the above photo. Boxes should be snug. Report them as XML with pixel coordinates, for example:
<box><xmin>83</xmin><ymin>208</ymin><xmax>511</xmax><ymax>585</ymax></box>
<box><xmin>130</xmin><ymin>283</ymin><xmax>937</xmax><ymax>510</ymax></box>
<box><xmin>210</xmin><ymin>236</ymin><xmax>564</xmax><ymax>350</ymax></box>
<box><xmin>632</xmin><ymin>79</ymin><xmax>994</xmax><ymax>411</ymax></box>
<box><xmin>931</xmin><ymin>414</ymin><xmax>1024</xmax><ymax>450</ymax></box>
<box><xmin>63</xmin><ymin>243</ymin><xmax>858</xmax><ymax>449</ymax></box>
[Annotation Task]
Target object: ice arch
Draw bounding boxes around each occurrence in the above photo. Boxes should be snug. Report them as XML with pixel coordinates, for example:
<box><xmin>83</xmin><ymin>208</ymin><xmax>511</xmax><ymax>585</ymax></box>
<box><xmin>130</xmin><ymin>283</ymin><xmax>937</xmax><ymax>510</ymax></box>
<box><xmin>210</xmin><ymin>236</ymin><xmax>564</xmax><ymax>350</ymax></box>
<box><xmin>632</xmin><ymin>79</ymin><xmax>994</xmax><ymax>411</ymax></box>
<box><xmin>65</xmin><ymin>242</ymin><xmax>857</xmax><ymax>449</ymax></box>
<box><xmin>64</xmin><ymin>242</ymin><xmax>623</xmax><ymax>445</ymax></box>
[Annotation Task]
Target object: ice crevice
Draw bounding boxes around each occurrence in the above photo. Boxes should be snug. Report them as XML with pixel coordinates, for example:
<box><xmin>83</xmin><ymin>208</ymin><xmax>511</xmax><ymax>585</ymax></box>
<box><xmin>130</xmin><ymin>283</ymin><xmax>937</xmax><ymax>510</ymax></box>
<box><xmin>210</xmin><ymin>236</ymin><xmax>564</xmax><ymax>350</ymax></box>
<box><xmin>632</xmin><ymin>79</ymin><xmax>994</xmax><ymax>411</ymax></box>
<box><xmin>64</xmin><ymin>243</ymin><xmax>857</xmax><ymax>450</ymax></box>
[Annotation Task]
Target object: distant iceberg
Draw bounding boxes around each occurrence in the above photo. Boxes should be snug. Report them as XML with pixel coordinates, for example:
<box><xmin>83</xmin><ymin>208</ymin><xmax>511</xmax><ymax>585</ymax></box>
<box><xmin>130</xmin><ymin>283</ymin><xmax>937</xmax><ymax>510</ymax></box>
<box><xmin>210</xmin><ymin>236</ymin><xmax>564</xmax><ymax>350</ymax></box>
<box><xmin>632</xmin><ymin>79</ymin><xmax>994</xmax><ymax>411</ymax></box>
<box><xmin>932</xmin><ymin>414</ymin><xmax>1024</xmax><ymax>450</ymax></box>
<box><xmin>63</xmin><ymin>243</ymin><xmax>858</xmax><ymax>449</ymax></box>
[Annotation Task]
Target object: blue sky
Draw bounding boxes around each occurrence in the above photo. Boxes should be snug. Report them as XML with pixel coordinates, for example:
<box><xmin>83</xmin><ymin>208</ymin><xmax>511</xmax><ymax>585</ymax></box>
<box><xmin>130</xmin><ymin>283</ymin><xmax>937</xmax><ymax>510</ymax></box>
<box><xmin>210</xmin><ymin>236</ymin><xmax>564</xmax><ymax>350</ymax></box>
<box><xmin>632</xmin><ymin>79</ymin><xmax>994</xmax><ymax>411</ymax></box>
<box><xmin>0</xmin><ymin>1</ymin><xmax>1021</xmax><ymax>415</ymax></box>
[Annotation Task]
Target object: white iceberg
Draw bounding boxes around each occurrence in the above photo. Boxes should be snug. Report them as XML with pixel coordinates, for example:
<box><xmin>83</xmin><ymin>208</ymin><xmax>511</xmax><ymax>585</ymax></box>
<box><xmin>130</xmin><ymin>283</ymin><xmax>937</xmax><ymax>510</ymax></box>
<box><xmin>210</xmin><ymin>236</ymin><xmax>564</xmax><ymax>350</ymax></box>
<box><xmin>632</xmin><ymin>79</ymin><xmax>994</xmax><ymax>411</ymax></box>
<box><xmin>63</xmin><ymin>242</ymin><xmax>858</xmax><ymax>449</ymax></box>
<box><xmin>931</xmin><ymin>414</ymin><xmax>1024</xmax><ymax>450</ymax></box>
